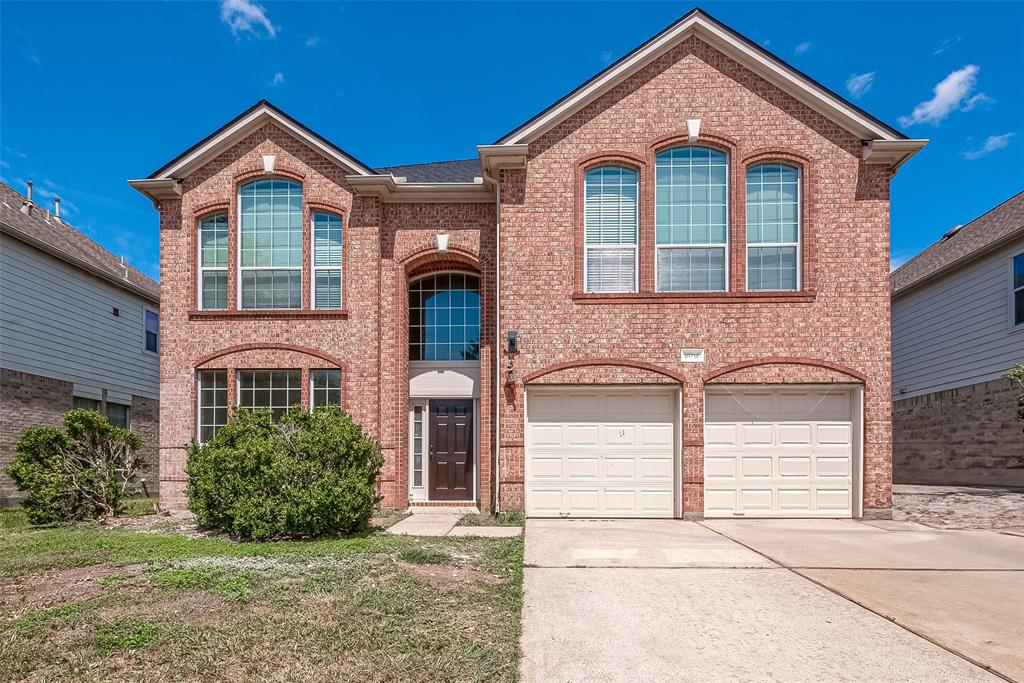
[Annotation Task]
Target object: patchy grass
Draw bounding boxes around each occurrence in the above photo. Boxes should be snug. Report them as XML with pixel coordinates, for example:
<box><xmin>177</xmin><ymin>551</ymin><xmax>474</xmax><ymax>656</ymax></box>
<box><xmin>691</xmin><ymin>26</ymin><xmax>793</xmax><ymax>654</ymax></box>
<box><xmin>457</xmin><ymin>510</ymin><xmax>525</xmax><ymax>527</ymax></box>
<box><xmin>0</xmin><ymin>508</ymin><xmax>523</xmax><ymax>682</ymax></box>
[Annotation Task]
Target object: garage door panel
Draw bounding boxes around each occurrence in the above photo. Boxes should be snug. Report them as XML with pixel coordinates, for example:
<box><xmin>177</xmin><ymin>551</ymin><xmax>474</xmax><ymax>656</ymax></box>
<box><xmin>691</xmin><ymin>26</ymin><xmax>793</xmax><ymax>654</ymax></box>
<box><xmin>528</xmin><ymin>424</ymin><xmax>563</xmax><ymax>447</ymax></box>
<box><xmin>526</xmin><ymin>489</ymin><xmax>563</xmax><ymax>515</ymax></box>
<box><xmin>566</xmin><ymin>489</ymin><xmax>601</xmax><ymax>513</ymax></box>
<box><xmin>816</xmin><ymin>456</ymin><xmax>851</xmax><ymax>477</ymax></box>
<box><xmin>741</xmin><ymin>457</ymin><xmax>772</xmax><ymax>478</ymax></box>
<box><xmin>529</xmin><ymin>456</ymin><xmax>564</xmax><ymax>479</ymax></box>
<box><xmin>778</xmin><ymin>488</ymin><xmax>811</xmax><ymax>509</ymax></box>
<box><xmin>705</xmin><ymin>423</ymin><xmax>738</xmax><ymax>446</ymax></box>
<box><xmin>704</xmin><ymin>456</ymin><xmax>737</xmax><ymax>479</ymax></box>
<box><xmin>778</xmin><ymin>424</ymin><xmax>812</xmax><ymax>444</ymax></box>
<box><xmin>816</xmin><ymin>488</ymin><xmax>851</xmax><ymax>510</ymax></box>
<box><xmin>740</xmin><ymin>489</ymin><xmax>773</xmax><ymax>510</ymax></box>
<box><xmin>567</xmin><ymin>425</ymin><xmax>600</xmax><ymax>447</ymax></box>
<box><xmin>566</xmin><ymin>457</ymin><xmax>600</xmax><ymax>479</ymax></box>
<box><xmin>603</xmin><ymin>457</ymin><xmax>636</xmax><ymax>479</ymax></box>
<box><xmin>638</xmin><ymin>457</ymin><xmax>673</xmax><ymax>479</ymax></box>
<box><xmin>704</xmin><ymin>488</ymin><xmax>737</xmax><ymax>513</ymax></box>
<box><xmin>778</xmin><ymin>456</ymin><xmax>811</xmax><ymax>477</ymax></box>
<box><xmin>740</xmin><ymin>424</ymin><xmax>773</xmax><ymax>445</ymax></box>
<box><xmin>816</xmin><ymin>423</ymin><xmax>852</xmax><ymax>445</ymax></box>
<box><xmin>640</xmin><ymin>424</ymin><xmax>673</xmax><ymax>447</ymax></box>
<box><xmin>603</xmin><ymin>425</ymin><xmax>636</xmax><ymax>446</ymax></box>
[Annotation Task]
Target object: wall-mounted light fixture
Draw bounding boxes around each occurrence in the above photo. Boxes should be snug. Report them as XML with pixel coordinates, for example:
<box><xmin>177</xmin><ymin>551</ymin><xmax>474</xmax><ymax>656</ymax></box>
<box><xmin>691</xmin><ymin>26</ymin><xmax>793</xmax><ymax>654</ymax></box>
<box><xmin>506</xmin><ymin>330</ymin><xmax>519</xmax><ymax>354</ymax></box>
<box><xmin>686</xmin><ymin>118</ymin><xmax>701</xmax><ymax>143</ymax></box>
<box><xmin>436</xmin><ymin>233</ymin><xmax>449</xmax><ymax>252</ymax></box>
<box><xmin>262</xmin><ymin>154</ymin><xmax>276</xmax><ymax>174</ymax></box>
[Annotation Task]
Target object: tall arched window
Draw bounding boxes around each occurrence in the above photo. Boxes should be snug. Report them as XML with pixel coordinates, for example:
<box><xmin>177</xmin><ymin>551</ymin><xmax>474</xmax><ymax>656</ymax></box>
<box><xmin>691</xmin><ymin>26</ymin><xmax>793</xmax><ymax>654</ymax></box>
<box><xmin>655</xmin><ymin>146</ymin><xmax>728</xmax><ymax>292</ymax></box>
<box><xmin>409</xmin><ymin>274</ymin><xmax>481</xmax><ymax>361</ymax></box>
<box><xmin>198</xmin><ymin>212</ymin><xmax>228</xmax><ymax>310</ymax></box>
<box><xmin>746</xmin><ymin>163</ymin><xmax>800</xmax><ymax>291</ymax></box>
<box><xmin>239</xmin><ymin>179</ymin><xmax>303</xmax><ymax>309</ymax></box>
<box><xmin>584</xmin><ymin>166</ymin><xmax>638</xmax><ymax>293</ymax></box>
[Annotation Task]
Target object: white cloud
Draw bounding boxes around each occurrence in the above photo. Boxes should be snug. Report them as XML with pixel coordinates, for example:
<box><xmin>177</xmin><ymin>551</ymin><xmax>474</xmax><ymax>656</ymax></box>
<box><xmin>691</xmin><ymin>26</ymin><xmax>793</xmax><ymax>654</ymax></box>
<box><xmin>899</xmin><ymin>65</ymin><xmax>991</xmax><ymax>127</ymax></box>
<box><xmin>220</xmin><ymin>0</ymin><xmax>276</xmax><ymax>38</ymax></box>
<box><xmin>963</xmin><ymin>132</ymin><xmax>1015</xmax><ymax>160</ymax></box>
<box><xmin>795</xmin><ymin>41</ymin><xmax>811</xmax><ymax>55</ymax></box>
<box><xmin>305</xmin><ymin>36</ymin><xmax>322</xmax><ymax>47</ymax></box>
<box><xmin>932</xmin><ymin>35</ymin><xmax>962</xmax><ymax>56</ymax></box>
<box><xmin>272</xmin><ymin>72</ymin><xmax>284</xmax><ymax>86</ymax></box>
<box><xmin>845</xmin><ymin>72</ymin><xmax>875</xmax><ymax>99</ymax></box>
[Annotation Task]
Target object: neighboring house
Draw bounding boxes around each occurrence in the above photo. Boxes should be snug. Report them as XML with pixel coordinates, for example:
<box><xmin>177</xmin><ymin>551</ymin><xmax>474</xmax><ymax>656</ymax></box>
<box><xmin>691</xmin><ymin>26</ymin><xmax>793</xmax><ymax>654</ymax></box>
<box><xmin>131</xmin><ymin>9</ymin><xmax>925</xmax><ymax>519</ymax></box>
<box><xmin>891</xmin><ymin>192</ymin><xmax>1024</xmax><ymax>487</ymax></box>
<box><xmin>0</xmin><ymin>181</ymin><xmax>161</xmax><ymax>506</ymax></box>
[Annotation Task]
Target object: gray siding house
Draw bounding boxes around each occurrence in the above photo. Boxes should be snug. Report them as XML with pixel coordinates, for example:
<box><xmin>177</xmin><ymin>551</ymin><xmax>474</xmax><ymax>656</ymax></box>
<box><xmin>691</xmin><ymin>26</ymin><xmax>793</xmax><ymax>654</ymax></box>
<box><xmin>0</xmin><ymin>181</ymin><xmax>160</xmax><ymax>505</ymax></box>
<box><xmin>891</xmin><ymin>191</ymin><xmax>1024</xmax><ymax>487</ymax></box>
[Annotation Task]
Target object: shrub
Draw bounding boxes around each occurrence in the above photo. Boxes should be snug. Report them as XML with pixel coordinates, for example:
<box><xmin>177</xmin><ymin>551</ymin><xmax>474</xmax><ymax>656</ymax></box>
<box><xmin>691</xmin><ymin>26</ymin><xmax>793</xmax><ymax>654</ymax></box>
<box><xmin>185</xmin><ymin>406</ymin><xmax>383</xmax><ymax>540</ymax></box>
<box><xmin>6</xmin><ymin>409</ymin><xmax>144</xmax><ymax>524</ymax></box>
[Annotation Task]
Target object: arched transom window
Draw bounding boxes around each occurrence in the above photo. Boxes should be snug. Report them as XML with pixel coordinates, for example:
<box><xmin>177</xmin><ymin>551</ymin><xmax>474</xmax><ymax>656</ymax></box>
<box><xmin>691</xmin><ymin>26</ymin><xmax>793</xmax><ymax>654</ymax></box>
<box><xmin>409</xmin><ymin>274</ymin><xmax>481</xmax><ymax>361</ymax></box>
<box><xmin>655</xmin><ymin>146</ymin><xmax>728</xmax><ymax>292</ymax></box>
<box><xmin>746</xmin><ymin>163</ymin><xmax>800</xmax><ymax>291</ymax></box>
<box><xmin>583</xmin><ymin>165</ymin><xmax>638</xmax><ymax>293</ymax></box>
<box><xmin>239</xmin><ymin>179</ymin><xmax>303</xmax><ymax>309</ymax></box>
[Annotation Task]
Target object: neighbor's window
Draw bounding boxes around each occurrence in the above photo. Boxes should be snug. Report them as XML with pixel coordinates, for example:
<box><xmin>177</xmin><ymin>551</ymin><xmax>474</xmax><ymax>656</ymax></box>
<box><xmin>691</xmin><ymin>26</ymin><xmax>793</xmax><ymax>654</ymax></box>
<box><xmin>1014</xmin><ymin>253</ymin><xmax>1024</xmax><ymax>327</ymax></box>
<box><xmin>239</xmin><ymin>179</ymin><xmax>303</xmax><ymax>309</ymax></box>
<box><xmin>73</xmin><ymin>397</ymin><xmax>100</xmax><ymax>412</ymax></box>
<box><xmin>747</xmin><ymin>163</ymin><xmax>800</xmax><ymax>291</ymax></box>
<box><xmin>584</xmin><ymin>166</ymin><xmax>638</xmax><ymax>293</ymax></box>
<box><xmin>312</xmin><ymin>212</ymin><xmax>343</xmax><ymax>309</ymax></box>
<box><xmin>197</xmin><ymin>370</ymin><xmax>228</xmax><ymax>443</ymax></box>
<box><xmin>105</xmin><ymin>402</ymin><xmax>130</xmax><ymax>429</ymax></box>
<box><xmin>655</xmin><ymin>146</ymin><xmax>728</xmax><ymax>292</ymax></box>
<box><xmin>409</xmin><ymin>274</ymin><xmax>481</xmax><ymax>361</ymax></box>
<box><xmin>311</xmin><ymin>369</ymin><xmax>342</xmax><ymax>407</ymax></box>
<box><xmin>198</xmin><ymin>212</ymin><xmax>228</xmax><ymax>309</ymax></box>
<box><xmin>237</xmin><ymin>370</ymin><xmax>302</xmax><ymax>419</ymax></box>
<box><xmin>144</xmin><ymin>310</ymin><xmax>159</xmax><ymax>353</ymax></box>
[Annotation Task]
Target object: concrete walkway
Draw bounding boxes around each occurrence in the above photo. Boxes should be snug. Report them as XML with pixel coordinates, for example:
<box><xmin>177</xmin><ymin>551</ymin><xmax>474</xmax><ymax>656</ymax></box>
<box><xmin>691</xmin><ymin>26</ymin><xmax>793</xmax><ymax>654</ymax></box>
<box><xmin>522</xmin><ymin>519</ymin><xmax>1017</xmax><ymax>682</ymax></box>
<box><xmin>386</xmin><ymin>509</ymin><xmax>521</xmax><ymax>537</ymax></box>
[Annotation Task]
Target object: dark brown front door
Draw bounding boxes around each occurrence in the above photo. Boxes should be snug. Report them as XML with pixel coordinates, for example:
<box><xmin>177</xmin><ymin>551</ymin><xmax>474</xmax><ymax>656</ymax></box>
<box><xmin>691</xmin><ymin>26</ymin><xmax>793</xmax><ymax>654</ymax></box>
<box><xmin>429</xmin><ymin>399</ymin><xmax>474</xmax><ymax>501</ymax></box>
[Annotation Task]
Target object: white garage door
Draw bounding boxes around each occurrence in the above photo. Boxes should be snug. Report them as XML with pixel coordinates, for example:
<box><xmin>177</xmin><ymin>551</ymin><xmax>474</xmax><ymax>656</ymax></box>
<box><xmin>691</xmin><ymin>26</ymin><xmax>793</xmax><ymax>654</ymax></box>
<box><xmin>526</xmin><ymin>387</ymin><xmax>677</xmax><ymax>518</ymax></box>
<box><xmin>704</xmin><ymin>387</ymin><xmax>855</xmax><ymax>518</ymax></box>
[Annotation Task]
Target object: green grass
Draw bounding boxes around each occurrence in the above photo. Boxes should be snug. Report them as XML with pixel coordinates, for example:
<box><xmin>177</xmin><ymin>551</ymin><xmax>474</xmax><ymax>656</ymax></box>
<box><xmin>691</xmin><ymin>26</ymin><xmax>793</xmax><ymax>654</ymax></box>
<box><xmin>457</xmin><ymin>510</ymin><xmax>525</xmax><ymax>527</ymax></box>
<box><xmin>0</xmin><ymin>507</ymin><xmax>523</xmax><ymax>682</ymax></box>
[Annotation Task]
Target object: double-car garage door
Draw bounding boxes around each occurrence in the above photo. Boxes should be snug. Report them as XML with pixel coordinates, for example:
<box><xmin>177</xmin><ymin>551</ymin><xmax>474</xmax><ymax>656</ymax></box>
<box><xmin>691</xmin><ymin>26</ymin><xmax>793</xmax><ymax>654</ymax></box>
<box><xmin>525</xmin><ymin>385</ymin><xmax>855</xmax><ymax>519</ymax></box>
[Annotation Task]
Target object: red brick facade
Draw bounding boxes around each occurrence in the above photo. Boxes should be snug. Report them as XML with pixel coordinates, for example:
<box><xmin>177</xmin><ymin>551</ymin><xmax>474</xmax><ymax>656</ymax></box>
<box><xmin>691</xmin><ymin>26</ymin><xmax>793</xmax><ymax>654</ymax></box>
<box><xmin>152</xmin><ymin>33</ymin><xmax>895</xmax><ymax>516</ymax></box>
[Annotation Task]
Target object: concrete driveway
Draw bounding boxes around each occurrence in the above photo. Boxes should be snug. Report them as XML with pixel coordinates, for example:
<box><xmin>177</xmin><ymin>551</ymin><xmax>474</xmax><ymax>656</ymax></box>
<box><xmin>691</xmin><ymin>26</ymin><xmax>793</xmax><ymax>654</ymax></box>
<box><xmin>522</xmin><ymin>519</ymin><xmax>1020</xmax><ymax>682</ymax></box>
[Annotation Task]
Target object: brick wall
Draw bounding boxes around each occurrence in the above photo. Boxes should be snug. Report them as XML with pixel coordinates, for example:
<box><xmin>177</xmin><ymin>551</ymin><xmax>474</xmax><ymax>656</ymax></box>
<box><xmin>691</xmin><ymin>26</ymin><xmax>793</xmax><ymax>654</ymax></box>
<box><xmin>0</xmin><ymin>369</ymin><xmax>73</xmax><ymax>506</ymax></box>
<box><xmin>131</xmin><ymin>395</ymin><xmax>160</xmax><ymax>497</ymax></box>
<box><xmin>894</xmin><ymin>378</ymin><xmax>1024</xmax><ymax>487</ymax></box>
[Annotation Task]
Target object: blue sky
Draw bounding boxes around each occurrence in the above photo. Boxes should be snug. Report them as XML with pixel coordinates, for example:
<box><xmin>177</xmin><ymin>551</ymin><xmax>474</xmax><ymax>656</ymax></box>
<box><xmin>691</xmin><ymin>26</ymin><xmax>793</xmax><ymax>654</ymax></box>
<box><xmin>2</xmin><ymin>1</ymin><xmax>1021</xmax><ymax>280</ymax></box>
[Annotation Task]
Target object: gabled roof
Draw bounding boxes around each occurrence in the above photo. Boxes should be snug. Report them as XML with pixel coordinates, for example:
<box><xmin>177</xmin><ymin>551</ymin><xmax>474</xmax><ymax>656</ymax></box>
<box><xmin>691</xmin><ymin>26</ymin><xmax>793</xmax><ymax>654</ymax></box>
<box><xmin>495</xmin><ymin>8</ymin><xmax>923</xmax><ymax>167</ymax></box>
<box><xmin>0</xmin><ymin>182</ymin><xmax>160</xmax><ymax>302</ymax></box>
<box><xmin>374</xmin><ymin>159</ymin><xmax>481</xmax><ymax>183</ymax></box>
<box><xmin>143</xmin><ymin>100</ymin><xmax>377</xmax><ymax>181</ymax></box>
<box><xmin>892</xmin><ymin>191</ymin><xmax>1024</xmax><ymax>297</ymax></box>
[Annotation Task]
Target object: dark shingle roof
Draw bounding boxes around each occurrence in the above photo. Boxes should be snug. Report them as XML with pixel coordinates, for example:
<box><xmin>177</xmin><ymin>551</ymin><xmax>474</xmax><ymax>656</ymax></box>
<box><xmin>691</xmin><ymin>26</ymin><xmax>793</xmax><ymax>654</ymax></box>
<box><xmin>374</xmin><ymin>159</ymin><xmax>481</xmax><ymax>183</ymax></box>
<box><xmin>0</xmin><ymin>182</ymin><xmax>160</xmax><ymax>302</ymax></box>
<box><xmin>891</xmin><ymin>191</ymin><xmax>1024</xmax><ymax>296</ymax></box>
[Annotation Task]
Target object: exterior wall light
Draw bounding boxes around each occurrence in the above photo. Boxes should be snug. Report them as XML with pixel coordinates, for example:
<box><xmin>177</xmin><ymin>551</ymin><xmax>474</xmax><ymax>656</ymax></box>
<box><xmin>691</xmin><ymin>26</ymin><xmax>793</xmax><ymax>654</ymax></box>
<box><xmin>506</xmin><ymin>330</ymin><xmax>519</xmax><ymax>354</ymax></box>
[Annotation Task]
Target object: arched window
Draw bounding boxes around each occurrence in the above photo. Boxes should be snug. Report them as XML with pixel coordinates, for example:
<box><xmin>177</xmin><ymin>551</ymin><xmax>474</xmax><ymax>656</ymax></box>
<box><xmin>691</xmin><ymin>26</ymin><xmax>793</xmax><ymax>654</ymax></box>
<box><xmin>312</xmin><ymin>211</ymin><xmax>343</xmax><ymax>309</ymax></box>
<box><xmin>238</xmin><ymin>179</ymin><xmax>303</xmax><ymax>309</ymax></box>
<box><xmin>655</xmin><ymin>146</ymin><xmax>728</xmax><ymax>292</ymax></box>
<box><xmin>746</xmin><ymin>163</ymin><xmax>800</xmax><ymax>291</ymax></box>
<box><xmin>584</xmin><ymin>166</ymin><xmax>638</xmax><ymax>293</ymax></box>
<box><xmin>409</xmin><ymin>274</ymin><xmax>481</xmax><ymax>361</ymax></box>
<box><xmin>198</xmin><ymin>212</ymin><xmax>228</xmax><ymax>310</ymax></box>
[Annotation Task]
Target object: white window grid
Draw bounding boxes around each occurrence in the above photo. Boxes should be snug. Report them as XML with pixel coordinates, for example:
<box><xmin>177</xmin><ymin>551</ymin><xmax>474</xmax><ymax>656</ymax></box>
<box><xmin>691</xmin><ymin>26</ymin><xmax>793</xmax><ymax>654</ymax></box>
<box><xmin>583</xmin><ymin>166</ymin><xmax>639</xmax><ymax>293</ymax></box>
<box><xmin>411</xmin><ymin>404</ymin><xmax>424</xmax><ymax>488</ymax></box>
<box><xmin>311</xmin><ymin>369</ymin><xmax>342</xmax><ymax>407</ymax></box>
<box><xmin>237</xmin><ymin>369</ymin><xmax>302</xmax><ymax>419</ymax></box>
<box><xmin>197</xmin><ymin>370</ymin><xmax>228</xmax><ymax>443</ymax></box>
<box><xmin>237</xmin><ymin>179</ymin><xmax>303</xmax><ymax>310</ymax></box>
<box><xmin>198</xmin><ymin>212</ymin><xmax>229</xmax><ymax>310</ymax></box>
<box><xmin>654</xmin><ymin>146</ymin><xmax>730</xmax><ymax>293</ymax></box>
<box><xmin>746</xmin><ymin>163</ymin><xmax>801</xmax><ymax>292</ymax></box>
<box><xmin>312</xmin><ymin>212</ymin><xmax>343</xmax><ymax>309</ymax></box>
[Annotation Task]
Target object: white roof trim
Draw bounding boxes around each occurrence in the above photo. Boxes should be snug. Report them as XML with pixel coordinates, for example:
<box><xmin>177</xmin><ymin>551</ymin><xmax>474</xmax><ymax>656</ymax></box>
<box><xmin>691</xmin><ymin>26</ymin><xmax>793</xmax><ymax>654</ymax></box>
<box><xmin>498</xmin><ymin>12</ymin><xmax>907</xmax><ymax>146</ymax></box>
<box><xmin>346</xmin><ymin>175</ymin><xmax>493</xmax><ymax>203</ymax></box>
<box><xmin>150</xmin><ymin>104</ymin><xmax>375</xmax><ymax>180</ymax></box>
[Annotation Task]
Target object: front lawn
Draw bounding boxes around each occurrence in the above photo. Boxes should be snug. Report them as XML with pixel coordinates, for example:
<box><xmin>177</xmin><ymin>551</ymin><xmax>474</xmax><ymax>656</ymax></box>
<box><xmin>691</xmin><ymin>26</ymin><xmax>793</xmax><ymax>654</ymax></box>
<box><xmin>0</xmin><ymin>507</ymin><xmax>523</xmax><ymax>682</ymax></box>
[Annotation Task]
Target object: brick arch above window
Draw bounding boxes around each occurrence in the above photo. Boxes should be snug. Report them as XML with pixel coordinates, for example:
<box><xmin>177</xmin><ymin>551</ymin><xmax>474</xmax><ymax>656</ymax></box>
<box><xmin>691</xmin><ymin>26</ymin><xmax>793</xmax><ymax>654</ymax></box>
<box><xmin>522</xmin><ymin>358</ymin><xmax>685</xmax><ymax>385</ymax></box>
<box><xmin>194</xmin><ymin>342</ymin><xmax>345</xmax><ymax>370</ymax></box>
<box><xmin>232</xmin><ymin>166</ymin><xmax>307</xmax><ymax>186</ymax></box>
<box><xmin>703</xmin><ymin>357</ymin><xmax>866</xmax><ymax>384</ymax></box>
<box><xmin>400</xmin><ymin>244</ymin><xmax>481</xmax><ymax>273</ymax></box>
<box><xmin>647</xmin><ymin>131</ymin><xmax>739</xmax><ymax>157</ymax></box>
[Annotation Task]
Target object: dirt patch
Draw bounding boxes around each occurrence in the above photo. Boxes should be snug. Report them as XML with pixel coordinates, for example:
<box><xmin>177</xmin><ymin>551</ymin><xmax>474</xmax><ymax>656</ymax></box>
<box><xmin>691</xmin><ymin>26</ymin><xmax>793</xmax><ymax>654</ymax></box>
<box><xmin>397</xmin><ymin>561</ymin><xmax>501</xmax><ymax>585</ymax></box>
<box><xmin>101</xmin><ymin>511</ymin><xmax>216</xmax><ymax>539</ymax></box>
<box><xmin>0</xmin><ymin>564</ymin><xmax>142</xmax><ymax>617</ymax></box>
<box><xmin>893</xmin><ymin>487</ymin><xmax>1024</xmax><ymax>532</ymax></box>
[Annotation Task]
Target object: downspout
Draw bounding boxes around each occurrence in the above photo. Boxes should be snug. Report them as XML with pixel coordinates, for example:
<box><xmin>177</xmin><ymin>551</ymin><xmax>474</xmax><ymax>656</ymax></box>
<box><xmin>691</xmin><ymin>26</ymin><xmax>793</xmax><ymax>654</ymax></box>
<box><xmin>482</xmin><ymin>169</ymin><xmax>501</xmax><ymax>513</ymax></box>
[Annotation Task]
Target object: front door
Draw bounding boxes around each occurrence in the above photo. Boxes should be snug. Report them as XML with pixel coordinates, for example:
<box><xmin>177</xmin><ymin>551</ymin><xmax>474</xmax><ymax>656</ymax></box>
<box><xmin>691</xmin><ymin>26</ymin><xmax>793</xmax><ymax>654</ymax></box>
<box><xmin>429</xmin><ymin>399</ymin><xmax>474</xmax><ymax>500</ymax></box>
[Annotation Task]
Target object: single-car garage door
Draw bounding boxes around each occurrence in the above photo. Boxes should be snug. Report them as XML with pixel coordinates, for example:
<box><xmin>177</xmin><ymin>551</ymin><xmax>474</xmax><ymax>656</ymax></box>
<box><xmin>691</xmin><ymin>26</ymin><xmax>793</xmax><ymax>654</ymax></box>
<box><xmin>526</xmin><ymin>387</ymin><xmax>677</xmax><ymax>518</ymax></box>
<box><xmin>704</xmin><ymin>386</ymin><xmax>855</xmax><ymax>518</ymax></box>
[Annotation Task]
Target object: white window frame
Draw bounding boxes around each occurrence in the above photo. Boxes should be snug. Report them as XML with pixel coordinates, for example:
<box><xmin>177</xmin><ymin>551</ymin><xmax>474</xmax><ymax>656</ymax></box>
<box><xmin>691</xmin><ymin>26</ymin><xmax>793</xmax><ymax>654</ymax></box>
<box><xmin>197</xmin><ymin>212</ymin><xmax>228</xmax><ymax>310</ymax></box>
<box><xmin>196</xmin><ymin>369</ymin><xmax>228</xmax><ymax>444</ymax></box>
<box><xmin>653</xmin><ymin>147</ymin><xmax>730</xmax><ymax>293</ymax></box>
<box><xmin>311</xmin><ymin>211</ymin><xmax>343</xmax><ymax>310</ymax></box>
<box><xmin>237</xmin><ymin>180</ymin><xmax>303</xmax><ymax>311</ymax></box>
<box><xmin>142</xmin><ymin>307</ymin><xmax>159</xmax><ymax>354</ymax></box>
<box><xmin>310</xmin><ymin>368</ymin><xmax>343</xmax><ymax>408</ymax></box>
<box><xmin>1010</xmin><ymin>250</ymin><xmax>1024</xmax><ymax>331</ymax></box>
<box><xmin>236</xmin><ymin>369</ymin><xmax>303</xmax><ymax>417</ymax></box>
<box><xmin>408</xmin><ymin>399</ymin><xmax>429</xmax><ymax>501</ymax></box>
<box><xmin>745</xmin><ymin>163</ymin><xmax>802</xmax><ymax>292</ymax></box>
<box><xmin>582</xmin><ymin>166</ymin><xmax>639</xmax><ymax>294</ymax></box>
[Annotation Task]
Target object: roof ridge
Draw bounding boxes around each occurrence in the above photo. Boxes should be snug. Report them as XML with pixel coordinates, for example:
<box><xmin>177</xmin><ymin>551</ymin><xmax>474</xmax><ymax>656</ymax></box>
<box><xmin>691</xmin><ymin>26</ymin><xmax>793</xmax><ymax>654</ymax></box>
<box><xmin>375</xmin><ymin>159</ymin><xmax>478</xmax><ymax>169</ymax></box>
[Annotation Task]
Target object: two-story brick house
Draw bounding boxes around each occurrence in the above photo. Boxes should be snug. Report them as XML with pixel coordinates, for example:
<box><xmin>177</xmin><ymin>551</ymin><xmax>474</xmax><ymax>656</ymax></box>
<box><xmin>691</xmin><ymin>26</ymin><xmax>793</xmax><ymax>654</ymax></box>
<box><xmin>131</xmin><ymin>9</ymin><xmax>925</xmax><ymax>519</ymax></box>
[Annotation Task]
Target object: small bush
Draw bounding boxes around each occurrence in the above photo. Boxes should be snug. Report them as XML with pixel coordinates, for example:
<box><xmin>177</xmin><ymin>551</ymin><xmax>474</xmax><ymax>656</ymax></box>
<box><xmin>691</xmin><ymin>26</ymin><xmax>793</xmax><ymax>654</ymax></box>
<box><xmin>186</xmin><ymin>406</ymin><xmax>383</xmax><ymax>540</ymax></box>
<box><xmin>6</xmin><ymin>410</ymin><xmax>143</xmax><ymax>524</ymax></box>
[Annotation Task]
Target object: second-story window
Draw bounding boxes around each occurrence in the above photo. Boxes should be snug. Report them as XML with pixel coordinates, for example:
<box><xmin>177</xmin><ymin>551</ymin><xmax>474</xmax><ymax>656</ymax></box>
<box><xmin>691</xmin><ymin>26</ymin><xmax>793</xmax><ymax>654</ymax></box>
<box><xmin>239</xmin><ymin>179</ymin><xmax>303</xmax><ymax>309</ymax></box>
<box><xmin>655</xmin><ymin>146</ymin><xmax>728</xmax><ymax>292</ymax></box>
<box><xmin>312</xmin><ymin>212</ymin><xmax>343</xmax><ymax>309</ymax></box>
<box><xmin>144</xmin><ymin>309</ymin><xmax>159</xmax><ymax>353</ymax></box>
<box><xmin>747</xmin><ymin>163</ymin><xmax>800</xmax><ymax>291</ymax></box>
<box><xmin>584</xmin><ymin>166</ymin><xmax>638</xmax><ymax>293</ymax></box>
<box><xmin>198</xmin><ymin>212</ymin><xmax>228</xmax><ymax>309</ymax></box>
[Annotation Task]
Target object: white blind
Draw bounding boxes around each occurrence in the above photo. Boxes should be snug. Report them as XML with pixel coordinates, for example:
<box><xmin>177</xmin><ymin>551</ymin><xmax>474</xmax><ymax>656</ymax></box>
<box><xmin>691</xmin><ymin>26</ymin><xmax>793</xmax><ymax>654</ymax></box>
<box><xmin>586</xmin><ymin>247</ymin><xmax>636</xmax><ymax>293</ymax></box>
<box><xmin>584</xmin><ymin>166</ymin><xmax>638</xmax><ymax>246</ymax></box>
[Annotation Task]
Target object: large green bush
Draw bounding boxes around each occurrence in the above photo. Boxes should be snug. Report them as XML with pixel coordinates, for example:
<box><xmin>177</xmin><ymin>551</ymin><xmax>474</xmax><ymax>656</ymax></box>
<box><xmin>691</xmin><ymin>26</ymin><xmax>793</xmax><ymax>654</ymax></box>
<box><xmin>6</xmin><ymin>409</ymin><xmax>144</xmax><ymax>524</ymax></box>
<box><xmin>185</xmin><ymin>406</ymin><xmax>383</xmax><ymax>539</ymax></box>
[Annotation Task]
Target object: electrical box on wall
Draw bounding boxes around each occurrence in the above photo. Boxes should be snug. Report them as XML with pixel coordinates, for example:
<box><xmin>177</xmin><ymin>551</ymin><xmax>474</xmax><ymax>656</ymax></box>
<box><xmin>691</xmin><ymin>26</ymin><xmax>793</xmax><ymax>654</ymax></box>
<box><xmin>680</xmin><ymin>348</ymin><xmax>705</xmax><ymax>363</ymax></box>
